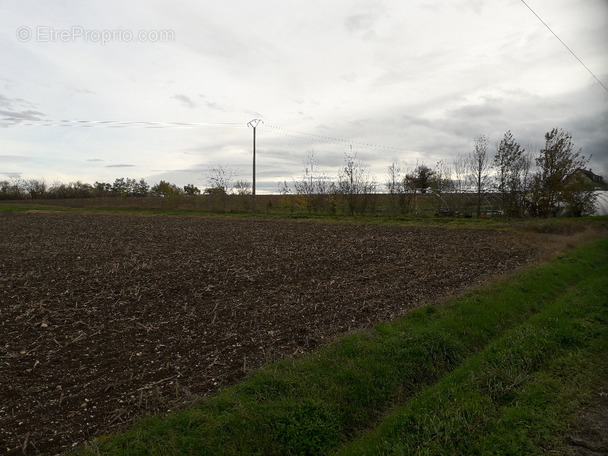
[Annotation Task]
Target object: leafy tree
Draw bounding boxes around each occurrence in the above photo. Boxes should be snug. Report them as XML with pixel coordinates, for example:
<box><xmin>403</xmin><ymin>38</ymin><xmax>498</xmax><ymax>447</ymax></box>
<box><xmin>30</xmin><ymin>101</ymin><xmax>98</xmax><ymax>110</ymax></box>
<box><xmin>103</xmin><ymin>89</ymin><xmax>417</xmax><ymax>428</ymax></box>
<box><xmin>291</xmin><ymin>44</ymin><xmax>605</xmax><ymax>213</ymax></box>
<box><xmin>531</xmin><ymin>128</ymin><xmax>590</xmax><ymax>217</ymax></box>
<box><xmin>111</xmin><ymin>178</ymin><xmax>129</xmax><ymax>197</ymax></box>
<box><xmin>409</xmin><ymin>163</ymin><xmax>435</xmax><ymax>193</ymax></box>
<box><xmin>151</xmin><ymin>180</ymin><xmax>182</xmax><ymax>197</ymax></box>
<box><xmin>72</xmin><ymin>181</ymin><xmax>93</xmax><ymax>198</ymax></box>
<box><xmin>130</xmin><ymin>179</ymin><xmax>150</xmax><ymax>197</ymax></box>
<box><xmin>493</xmin><ymin>131</ymin><xmax>531</xmax><ymax>217</ymax></box>
<box><xmin>93</xmin><ymin>181</ymin><xmax>113</xmax><ymax>197</ymax></box>
<box><xmin>203</xmin><ymin>187</ymin><xmax>226</xmax><ymax>196</ymax></box>
<box><xmin>386</xmin><ymin>163</ymin><xmax>438</xmax><ymax>215</ymax></box>
<box><xmin>561</xmin><ymin>173</ymin><xmax>597</xmax><ymax>216</ymax></box>
<box><xmin>183</xmin><ymin>184</ymin><xmax>201</xmax><ymax>196</ymax></box>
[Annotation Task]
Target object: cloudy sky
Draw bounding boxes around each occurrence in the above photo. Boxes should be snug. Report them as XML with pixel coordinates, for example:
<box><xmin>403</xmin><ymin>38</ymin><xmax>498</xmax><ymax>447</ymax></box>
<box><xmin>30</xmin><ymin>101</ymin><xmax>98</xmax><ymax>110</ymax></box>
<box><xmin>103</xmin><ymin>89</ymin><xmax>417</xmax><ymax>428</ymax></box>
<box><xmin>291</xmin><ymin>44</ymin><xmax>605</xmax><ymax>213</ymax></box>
<box><xmin>1</xmin><ymin>0</ymin><xmax>607</xmax><ymax>193</ymax></box>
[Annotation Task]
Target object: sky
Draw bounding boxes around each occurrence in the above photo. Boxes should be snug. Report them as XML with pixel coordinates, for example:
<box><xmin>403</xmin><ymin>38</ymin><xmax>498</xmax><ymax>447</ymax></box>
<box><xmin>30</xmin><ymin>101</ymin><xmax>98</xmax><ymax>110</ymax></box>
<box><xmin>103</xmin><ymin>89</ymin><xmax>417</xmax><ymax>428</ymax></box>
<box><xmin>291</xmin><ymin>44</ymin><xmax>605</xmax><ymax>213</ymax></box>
<box><xmin>1</xmin><ymin>0</ymin><xmax>607</xmax><ymax>193</ymax></box>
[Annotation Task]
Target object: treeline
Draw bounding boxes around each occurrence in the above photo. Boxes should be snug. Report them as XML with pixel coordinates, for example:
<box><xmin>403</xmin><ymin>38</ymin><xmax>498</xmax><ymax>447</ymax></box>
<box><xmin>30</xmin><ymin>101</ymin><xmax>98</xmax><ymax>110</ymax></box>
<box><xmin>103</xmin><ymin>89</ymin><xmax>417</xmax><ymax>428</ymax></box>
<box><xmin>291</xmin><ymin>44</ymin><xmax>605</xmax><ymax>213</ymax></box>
<box><xmin>1</xmin><ymin>128</ymin><xmax>605</xmax><ymax>217</ymax></box>
<box><xmin>281</xmin><ymin>127</ymin><xmax>605</xmax><ymax>217</ymax></box>
<box><xmin>0</xmin><ymin>178</ymin><xmax>202</xmax><ymax>200</ymax></box>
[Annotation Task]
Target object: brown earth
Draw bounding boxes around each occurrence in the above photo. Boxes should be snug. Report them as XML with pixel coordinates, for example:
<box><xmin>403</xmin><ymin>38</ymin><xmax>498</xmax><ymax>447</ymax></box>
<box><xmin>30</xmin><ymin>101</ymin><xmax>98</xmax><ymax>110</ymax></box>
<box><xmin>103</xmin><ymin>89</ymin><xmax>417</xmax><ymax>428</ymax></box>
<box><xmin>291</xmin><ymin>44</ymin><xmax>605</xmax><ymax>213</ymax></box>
<box><xmin>0</xmin><ymin>212</ymin><xmax>561</xmax><ymax>455</ymax></box>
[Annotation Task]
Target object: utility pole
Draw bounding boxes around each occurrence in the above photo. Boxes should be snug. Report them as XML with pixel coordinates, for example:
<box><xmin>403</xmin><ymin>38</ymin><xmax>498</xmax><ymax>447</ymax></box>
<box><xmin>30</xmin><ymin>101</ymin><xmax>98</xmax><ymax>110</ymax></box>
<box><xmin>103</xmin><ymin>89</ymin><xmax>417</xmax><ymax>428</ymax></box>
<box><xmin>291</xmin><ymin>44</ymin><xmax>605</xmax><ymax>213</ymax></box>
<box><xmin>247</xmin><ymin>119</ymin><xmax>262</xmax><ymax>214</ymax></box>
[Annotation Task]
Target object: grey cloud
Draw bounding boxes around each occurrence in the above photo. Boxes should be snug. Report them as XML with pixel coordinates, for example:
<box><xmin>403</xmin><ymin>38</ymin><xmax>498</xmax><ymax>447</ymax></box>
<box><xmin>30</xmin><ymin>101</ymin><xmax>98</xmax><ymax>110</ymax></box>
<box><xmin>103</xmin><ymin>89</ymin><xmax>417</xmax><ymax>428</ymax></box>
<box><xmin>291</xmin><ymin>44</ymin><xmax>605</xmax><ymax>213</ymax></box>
<box><xmin>1</xmin><ymin>172</ymin><xmax>22</xmax><ymax>179</ymax></box>
<box><xmin>344</xmin><ymin>12</ymin><xmax>380</xmax><ymax>41</ymax></box>
<box><xmin>172</xmin><ymin>94</ymin><xmax>196</xmax><ymax>109</ymax></box>
<box><xmin>0</xmin><ymin>109</ymin><xmax>45</xmax><ymax>121</ymax></box>
<box><xmin>0</xmin><ymin>94</ymin><xmax>39</xmax><ymax>110</ymax></box>
<box><xmin>198</xmin><ymin>95</ymin><xmax>225</xmax><ymax>111</ymax></box>
<box><xmin>67</xmin><ymin>87</ymin><xmax>95</xmax><ymax>95</ymax></box>
<box><xmin>204</xmin><ymin>101</ymin><xmax>224</xmax><ymax>111</ymax></box>
<box><xmin>0</xmin><ymin>94</ymin><xmax>45</xmax><ymax>126</ymax></box>
<box><xmin>345</xmin><ymin>13</ymin><xmax>376</xmax><ymax>33</ymax></box>
<box><xmin>0</xmin><ymin>155</ymin><xmax>29</xmax><ymax>163</ymax></box>
<box><xmin>448</xmin><ymin>104</ymin><xmax>502</xmax><ymax>118</ymax></box>
<box><xmin>244</xmin><ymin>109</ymin><xmax>265</xmax><ymax>119</ymax></box>
<box><xmin>570</xmin><ymin>110</ymin><xmax>608</xmax><ymax>176</ymax></box>
<box><xmin>570</xmin><ymin>109</ymin><xmax>608</xmax><ymax>135</ymax></box>
<box><xmin>0</xmin><ymin>94</ymin><xmax>12</xmax><ymax>107</ymax></box>
<box><xmin>106</xmin><ymin>164</ymin><xmax>136</xmax><ymax>168</ymax></box>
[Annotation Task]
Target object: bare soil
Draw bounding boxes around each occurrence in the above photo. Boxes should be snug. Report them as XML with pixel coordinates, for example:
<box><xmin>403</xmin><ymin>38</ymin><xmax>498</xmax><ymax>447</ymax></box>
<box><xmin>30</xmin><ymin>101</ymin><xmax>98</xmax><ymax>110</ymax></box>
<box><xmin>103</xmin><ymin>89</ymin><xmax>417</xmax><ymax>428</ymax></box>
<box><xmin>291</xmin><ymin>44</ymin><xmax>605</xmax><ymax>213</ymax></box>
<box><xmin>1</xmin><ymin>212</ymin><xmax>552</xmax><ymax>455</ymax></box>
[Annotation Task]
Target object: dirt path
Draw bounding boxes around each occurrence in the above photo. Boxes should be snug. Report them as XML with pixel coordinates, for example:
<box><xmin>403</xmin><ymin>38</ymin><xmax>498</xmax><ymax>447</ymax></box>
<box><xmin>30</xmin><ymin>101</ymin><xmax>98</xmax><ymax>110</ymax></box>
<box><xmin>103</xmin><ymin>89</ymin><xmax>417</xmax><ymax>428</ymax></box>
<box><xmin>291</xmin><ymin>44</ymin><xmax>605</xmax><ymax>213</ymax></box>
<box><xmin>0</xmin><ymin>212</ymin><xmax>559</xmax><ymax>454</ymax></box>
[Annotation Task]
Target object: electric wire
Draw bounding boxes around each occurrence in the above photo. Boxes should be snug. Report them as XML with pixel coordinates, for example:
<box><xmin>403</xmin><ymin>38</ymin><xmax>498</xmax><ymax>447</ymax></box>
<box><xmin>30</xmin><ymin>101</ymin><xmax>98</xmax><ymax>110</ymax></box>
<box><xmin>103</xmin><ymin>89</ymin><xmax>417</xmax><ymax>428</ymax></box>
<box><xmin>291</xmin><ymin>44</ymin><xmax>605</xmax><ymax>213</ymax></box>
<box><xmin>5</xmin><ymin>116</ymin><xmax>416</xmax><ymax>153</ymax></box>
<box><xmin>520</xmin><ymin>0</ymin><xmax>608</xmax><ymax>93</ymax></box>
<box><xmin>260</xmin><ymin>123</ymin><xmax>414</xmax><ymax>152</ymax></box>
<box><xmin>6</xmin><ymin>119</ymin><xmax>246</xmax><ymax>129</ymax></box>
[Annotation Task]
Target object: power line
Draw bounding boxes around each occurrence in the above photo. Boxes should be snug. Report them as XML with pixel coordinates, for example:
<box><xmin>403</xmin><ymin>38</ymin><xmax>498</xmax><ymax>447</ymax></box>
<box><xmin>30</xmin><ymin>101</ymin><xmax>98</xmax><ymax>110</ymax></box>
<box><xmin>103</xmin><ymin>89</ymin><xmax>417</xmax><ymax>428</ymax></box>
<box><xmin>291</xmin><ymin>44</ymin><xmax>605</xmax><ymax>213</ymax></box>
<box><xmin>520</xmin><ymin>0</ymin><xmax>608</xmax><ymax>93</ymax></box>
<box><xmin>5</xmin><ymin>119</ymin><xmax>246</xmax><ymax>128</ymax></box>
<box><xmin>261</xmin><ymin>123</ymin><xmax>414</xmax><ymax>152</ymax></box>
<box><xmin>6</xmin><ymin>116</ymin><xmax>417</xmax><ymax>154</ymax></box>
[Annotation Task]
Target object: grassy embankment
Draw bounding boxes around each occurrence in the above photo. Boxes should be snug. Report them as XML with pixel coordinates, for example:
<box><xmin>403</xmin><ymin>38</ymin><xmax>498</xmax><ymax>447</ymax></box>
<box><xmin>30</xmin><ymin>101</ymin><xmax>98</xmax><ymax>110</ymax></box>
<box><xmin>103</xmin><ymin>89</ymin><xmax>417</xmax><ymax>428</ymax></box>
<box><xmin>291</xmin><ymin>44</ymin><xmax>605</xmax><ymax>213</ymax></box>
<box><xmin>70</xmin><ymin>233</ymin><xmax>607</xmax><ymax>456</ymax></box>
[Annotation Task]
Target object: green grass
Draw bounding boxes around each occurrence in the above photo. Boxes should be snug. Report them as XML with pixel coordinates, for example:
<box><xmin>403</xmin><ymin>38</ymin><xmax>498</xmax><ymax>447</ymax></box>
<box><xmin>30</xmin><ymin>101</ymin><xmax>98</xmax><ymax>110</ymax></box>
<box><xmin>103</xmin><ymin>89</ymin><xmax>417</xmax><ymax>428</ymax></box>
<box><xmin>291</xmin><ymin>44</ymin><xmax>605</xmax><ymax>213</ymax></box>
<box><xmin>5</xmin><ymin>201</ymin><xmax>606</xmax><ymax>233</ymax></box>
<box><xmin>0</xmin><ymin>202</ymin><xmax>254</xmax><ymax>218</ymax></box>
<box><xmin>73</xmin><ymin>238</ymin><xmax>608</xmax><ymax>456</ymax></box>
<box><xmin>335</xmin><ymin>270</ymin><xmax>607</xmax><ymax>455</ymax></box>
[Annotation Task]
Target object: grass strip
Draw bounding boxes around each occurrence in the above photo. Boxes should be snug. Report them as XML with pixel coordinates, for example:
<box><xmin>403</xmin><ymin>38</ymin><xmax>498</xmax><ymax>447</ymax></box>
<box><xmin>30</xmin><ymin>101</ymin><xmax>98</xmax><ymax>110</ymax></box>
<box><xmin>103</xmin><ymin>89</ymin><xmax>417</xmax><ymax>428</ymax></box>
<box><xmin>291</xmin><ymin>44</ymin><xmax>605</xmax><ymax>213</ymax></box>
<box><xmin>77</xmin><ymin>240</ymin><xmax>608</xmax><ymax>456</ymax></box>
<box><xmin>334</xmin><ymin>265</ymin><xmax>607</xmax><ymax>455</ymax></box>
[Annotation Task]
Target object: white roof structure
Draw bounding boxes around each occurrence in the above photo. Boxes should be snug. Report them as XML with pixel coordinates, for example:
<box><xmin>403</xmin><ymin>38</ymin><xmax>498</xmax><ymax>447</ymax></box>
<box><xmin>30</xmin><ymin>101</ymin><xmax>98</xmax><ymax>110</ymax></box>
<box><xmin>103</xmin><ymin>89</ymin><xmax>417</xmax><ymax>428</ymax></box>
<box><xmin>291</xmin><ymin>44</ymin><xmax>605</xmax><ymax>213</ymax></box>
<box><xmin>594</xmin><ymin>191</ymin><xmax>608</xmax><ymax>216</ymax></box>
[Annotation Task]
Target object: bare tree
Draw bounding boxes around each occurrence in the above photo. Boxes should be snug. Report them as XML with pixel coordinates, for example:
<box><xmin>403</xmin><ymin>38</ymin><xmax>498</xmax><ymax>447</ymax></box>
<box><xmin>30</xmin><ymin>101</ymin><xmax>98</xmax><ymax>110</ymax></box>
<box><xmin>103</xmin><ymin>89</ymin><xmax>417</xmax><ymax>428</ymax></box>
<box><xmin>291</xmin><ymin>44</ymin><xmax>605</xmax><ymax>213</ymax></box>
<box><xmin>24</xmin><ymin>179</ymin><xmax>47</xmax><ymax>199</ymax></box>
<box><xmin>452</xmin><ymin>155</ymin><xmax>466</xmax><ymax>193</ymax></box>
<box><xmin>234</xmin><ymin>180</ymin><xmax>252</xmax><ymax>196</ymax></box>
<box><xmin>293</xmin><ymin>151</ymin><xmax>331</xmax><ymax>214</ymax></box>
<box><xmin>206</xmin><ymin>165</ymin><xmax>234</xmax><ymax>195</ymax></box>
<box><xmin>431</xmin><ymin>160</ymin><xmax>454</xmax><ymax>213</ymax></box>
<box><xmin>386</xmin><ymin>162</ymin><xmax>403</xmax><ymax>216</ymax></box>
<box><xmin>386</xmin><ymin>162</ymin><xmax>425</xmax><ymax>216</ymax></box>
<box><xmin>338</xmin><ymin>151</ymin><xmax>376</xmax><ymax>215</ymax></box>
<box><xmin>401</xmin><ymin>170</ymin><xmax>420</xmax><ymax>215</ymax></box>
<box><xmin>467</xmin><ymin>135</ymin><xmax>491</xmax><ymax>217</ymax></box>
<box><xmin>0</xmin><ymin>179</ymin><xmax>26</xmax><ymax>200</ymax></box>
<box><xmin>451</xmin><ymin>154</ymin><xmax>469</xmax><ymax>215</ymax></box>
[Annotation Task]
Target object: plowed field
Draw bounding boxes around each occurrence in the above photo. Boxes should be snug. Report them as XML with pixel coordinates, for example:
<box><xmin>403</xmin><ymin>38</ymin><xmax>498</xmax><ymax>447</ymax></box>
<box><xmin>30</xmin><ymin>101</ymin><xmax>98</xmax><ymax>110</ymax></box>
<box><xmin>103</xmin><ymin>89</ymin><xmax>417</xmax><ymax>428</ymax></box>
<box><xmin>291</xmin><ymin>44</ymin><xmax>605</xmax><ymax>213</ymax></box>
<box><xmin>1</xmin><ymin>212</ymin><xmax>546</xmax><ymax>455</ymax></box>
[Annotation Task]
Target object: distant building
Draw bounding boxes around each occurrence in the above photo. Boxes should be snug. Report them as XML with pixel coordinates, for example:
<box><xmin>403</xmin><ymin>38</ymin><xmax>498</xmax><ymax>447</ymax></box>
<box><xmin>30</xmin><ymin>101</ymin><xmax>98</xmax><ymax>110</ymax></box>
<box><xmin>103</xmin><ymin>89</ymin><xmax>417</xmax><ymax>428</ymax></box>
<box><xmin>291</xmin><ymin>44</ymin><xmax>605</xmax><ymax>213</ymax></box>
<box><xmin>568</xmin><ymin>168</ymin><xmax>608</xmax><ymax>190</ymax></box>
<box><xmin>563</xmin><ymin>169</ymin><xmax>608</xmax><ymax>216</ymax></box>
